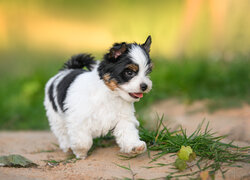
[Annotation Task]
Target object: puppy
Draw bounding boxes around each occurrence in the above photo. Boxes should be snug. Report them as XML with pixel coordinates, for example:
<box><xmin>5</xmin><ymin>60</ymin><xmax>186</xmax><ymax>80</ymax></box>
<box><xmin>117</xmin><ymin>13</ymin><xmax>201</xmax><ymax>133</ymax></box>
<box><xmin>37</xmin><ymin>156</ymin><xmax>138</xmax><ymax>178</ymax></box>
<box><xmin>44</xmin><ymin>36</ymin><xmax>153</xmax><ymax>159</ymax></box>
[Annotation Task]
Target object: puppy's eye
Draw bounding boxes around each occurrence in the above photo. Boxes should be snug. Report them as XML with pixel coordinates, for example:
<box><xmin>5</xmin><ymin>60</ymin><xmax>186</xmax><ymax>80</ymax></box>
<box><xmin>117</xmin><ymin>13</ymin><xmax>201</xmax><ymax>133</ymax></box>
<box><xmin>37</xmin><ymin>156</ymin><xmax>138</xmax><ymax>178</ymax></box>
<box><xmin>124</xmin><ymin>70</ymin><xmax>135</xmax><ymax>77</ymax></box>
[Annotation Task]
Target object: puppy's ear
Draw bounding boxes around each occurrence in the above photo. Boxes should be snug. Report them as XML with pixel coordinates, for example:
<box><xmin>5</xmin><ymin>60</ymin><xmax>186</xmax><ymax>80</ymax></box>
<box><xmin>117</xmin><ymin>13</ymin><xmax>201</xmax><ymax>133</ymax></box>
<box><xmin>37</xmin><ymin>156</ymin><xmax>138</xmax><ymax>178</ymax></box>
<box><xmin>142</xmin><ymin>35</ymin><xmax>152</xmax><ymax>53</ymax></box>
<box><xmin>109</xmin><ymin>42</ymin><xmax>127</xmax><ymax>60</ymax></box>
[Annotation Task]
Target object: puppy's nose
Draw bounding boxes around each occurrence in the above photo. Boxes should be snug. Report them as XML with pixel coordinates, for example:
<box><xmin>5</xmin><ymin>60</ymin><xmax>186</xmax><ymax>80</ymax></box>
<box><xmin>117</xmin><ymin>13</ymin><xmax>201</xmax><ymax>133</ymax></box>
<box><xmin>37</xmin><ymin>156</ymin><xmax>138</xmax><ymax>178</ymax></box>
<box><xmin>140</xmin><ymin>83</ymin><xmax>148</xmax><ymax>91</ymax></box>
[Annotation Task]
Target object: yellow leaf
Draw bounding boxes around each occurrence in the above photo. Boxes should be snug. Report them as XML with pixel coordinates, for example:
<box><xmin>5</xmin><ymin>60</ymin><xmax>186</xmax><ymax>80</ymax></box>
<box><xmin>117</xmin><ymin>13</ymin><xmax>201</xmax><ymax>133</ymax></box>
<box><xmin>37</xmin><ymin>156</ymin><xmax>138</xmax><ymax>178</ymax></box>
<box><xmin>174</xmin><ymin>158</ymin><xmax>187</xmax><ymax>171</ymax></box>
<box><xmin>177</xmin><ymin>146</ymin><xmax>193</xmax><ymax>161</ymax></box>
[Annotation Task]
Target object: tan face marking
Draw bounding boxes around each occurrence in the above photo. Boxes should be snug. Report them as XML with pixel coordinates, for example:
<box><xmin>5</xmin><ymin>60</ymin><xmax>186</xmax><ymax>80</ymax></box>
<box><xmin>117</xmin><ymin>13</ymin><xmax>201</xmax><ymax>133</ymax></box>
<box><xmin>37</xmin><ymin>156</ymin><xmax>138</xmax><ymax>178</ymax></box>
<box><xmin>103</xmin><ymin>73</ymin><xmax>118</xmax><ymax>91</ymax></box>
<box><xmin>126</xmin><ymin>64</ymin><xmax>139</xmax><ymax>72</ymax></box>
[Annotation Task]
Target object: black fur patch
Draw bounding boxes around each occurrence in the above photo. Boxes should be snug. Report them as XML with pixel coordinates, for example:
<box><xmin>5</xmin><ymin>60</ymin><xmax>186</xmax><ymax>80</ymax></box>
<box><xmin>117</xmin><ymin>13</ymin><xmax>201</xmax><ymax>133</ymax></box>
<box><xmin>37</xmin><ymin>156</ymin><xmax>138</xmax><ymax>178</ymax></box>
<box><xmin>98</xmin><ymin>44</ymin><xmax>151</xmax><ymax>84</ymax></box>
<box><xmin>145</xmin><ymin>63</ymin><xmax>153</xmax><ymax>75</ymax></box>
<box><xmin>57</xmin><ymin>70</ymin><xmax>84</xmax><ymax>112</ymax></box>
<box><xmin>98</xmin><ymin>55</ymin><xmax>135</xmax><ymax>84</ymax></box>
<box><xmin>48</xmin><ymin>83</ymin><xmax>58</xmax><ymax>112</ymax></box>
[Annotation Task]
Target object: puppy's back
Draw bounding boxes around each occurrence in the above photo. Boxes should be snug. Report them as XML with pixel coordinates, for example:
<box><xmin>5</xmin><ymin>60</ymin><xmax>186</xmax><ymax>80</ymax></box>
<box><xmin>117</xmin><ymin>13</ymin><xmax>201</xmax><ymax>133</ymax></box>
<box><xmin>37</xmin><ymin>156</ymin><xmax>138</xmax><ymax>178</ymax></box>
<box><xmin>44</xmin><ymin>54</ymin><xmax>96</xmax><ymax>113</ymax></box>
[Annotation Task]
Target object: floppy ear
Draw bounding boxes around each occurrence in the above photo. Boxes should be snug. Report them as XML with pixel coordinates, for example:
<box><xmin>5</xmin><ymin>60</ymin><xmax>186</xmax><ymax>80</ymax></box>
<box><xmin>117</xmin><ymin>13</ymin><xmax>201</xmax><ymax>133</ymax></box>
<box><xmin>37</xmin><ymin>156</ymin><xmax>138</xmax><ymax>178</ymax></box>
<box><xmin>142</xmin><ymin>35</ymin><xmax>152</xmax><ymax>53</ymax></box>
<box><xmin>109</xmin><ymin>42</ymin><xmax>127</xmax><ymax>60</ymax></box>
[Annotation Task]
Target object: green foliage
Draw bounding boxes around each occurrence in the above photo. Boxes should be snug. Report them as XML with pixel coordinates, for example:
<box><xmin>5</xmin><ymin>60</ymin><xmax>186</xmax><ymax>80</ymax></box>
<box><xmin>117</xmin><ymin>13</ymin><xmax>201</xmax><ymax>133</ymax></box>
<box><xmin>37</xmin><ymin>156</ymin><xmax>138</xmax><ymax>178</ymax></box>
<box><xmin>0</xmin><ymin>49</ymin><xmax>250</xmax><ymax>129</ymax></box>
<box><xmin>0</xmin><ymin>74</ymin><xmax>49</xmax><ymax>129</ymax></box>
<box><xmin>174</xmin><ymin>146</ymin><xmax>197</xmax><ymax>171</ymax></box>
<box><xmin>112</xmin><ymin>116</ymin><xmax>249</xmax><ymax>179</ymax></box>
<box><xmin>0</xmin><ymin>50</ymin><xmax>64</xmax><ymax>130</ymax></box>
<box><xmin>139</xmin><ymin>116</ymin><xmax>250</xmax><ymax>178</ymax></box>
<box><xmin>43</xmin><ymin>154</ymin><xmax>80</xmax><ymax>167</ymax></box>
<box><xmin>174</xmin><ymin>158</ymin><xmax>187</xmax><ymax>171</ymax></box>
<box><xmin>136</xmin><ymin>56</ymin><xmax>250</xmax><ymax>111</ymax></box>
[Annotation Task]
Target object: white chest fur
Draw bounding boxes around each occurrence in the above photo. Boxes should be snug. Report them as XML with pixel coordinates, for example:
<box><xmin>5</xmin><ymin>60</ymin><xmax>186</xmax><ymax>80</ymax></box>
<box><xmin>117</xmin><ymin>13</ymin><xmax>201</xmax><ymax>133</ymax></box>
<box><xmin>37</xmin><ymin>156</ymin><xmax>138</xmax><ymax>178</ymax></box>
<box><xmin>63</xmin><ymin>68</ymin><xmax>135</xmax><ymax>138</ymax></box>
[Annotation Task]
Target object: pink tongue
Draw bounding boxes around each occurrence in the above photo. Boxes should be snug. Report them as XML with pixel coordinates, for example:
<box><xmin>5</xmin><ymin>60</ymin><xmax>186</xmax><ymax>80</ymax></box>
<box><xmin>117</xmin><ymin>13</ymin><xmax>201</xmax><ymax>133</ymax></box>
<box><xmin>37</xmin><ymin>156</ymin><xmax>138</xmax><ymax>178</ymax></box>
<box><xmin>132</xmin><ymin>93</ymin><xmax>143</xmax><ymax>98</ymax></box>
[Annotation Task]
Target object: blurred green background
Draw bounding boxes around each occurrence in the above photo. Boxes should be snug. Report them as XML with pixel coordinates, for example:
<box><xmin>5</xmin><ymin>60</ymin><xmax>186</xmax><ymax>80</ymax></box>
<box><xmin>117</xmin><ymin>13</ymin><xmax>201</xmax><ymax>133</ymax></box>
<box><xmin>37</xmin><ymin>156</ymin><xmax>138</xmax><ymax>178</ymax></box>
<box><xmin>0</xmin><ymin>0</ymin><xmax>249</xmax><ymax>130</ymax></box>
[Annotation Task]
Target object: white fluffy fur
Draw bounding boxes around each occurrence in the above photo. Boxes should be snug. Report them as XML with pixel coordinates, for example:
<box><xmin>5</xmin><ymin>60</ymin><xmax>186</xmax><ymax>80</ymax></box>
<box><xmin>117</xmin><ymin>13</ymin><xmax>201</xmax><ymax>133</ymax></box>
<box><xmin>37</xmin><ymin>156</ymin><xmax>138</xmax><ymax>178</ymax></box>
<box><xmin>118</xmin><ymin>45</ymin><xmax>152</xmax><ymax>102</ymax></box>
<box><xmin>44</xmin><ymin>46</ymin><xmax>151</xmax><ymax>159</ymax></box>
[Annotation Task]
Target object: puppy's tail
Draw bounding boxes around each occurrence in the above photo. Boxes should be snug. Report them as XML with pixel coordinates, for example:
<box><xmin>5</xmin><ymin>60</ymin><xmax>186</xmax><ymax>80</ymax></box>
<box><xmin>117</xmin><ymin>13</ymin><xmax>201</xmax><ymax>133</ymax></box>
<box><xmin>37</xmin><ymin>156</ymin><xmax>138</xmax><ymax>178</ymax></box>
<box><xmin>62</xmin><ymin>54</ymin><xmax>96</xmax><ymax>71</ymax></box>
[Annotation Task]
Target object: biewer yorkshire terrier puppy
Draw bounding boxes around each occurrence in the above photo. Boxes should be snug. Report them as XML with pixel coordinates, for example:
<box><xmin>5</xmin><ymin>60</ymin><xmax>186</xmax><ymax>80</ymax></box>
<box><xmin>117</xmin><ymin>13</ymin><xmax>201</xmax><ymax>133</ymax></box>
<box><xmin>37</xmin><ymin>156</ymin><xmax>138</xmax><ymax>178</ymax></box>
<box><xmin>44</xmin><ymin>36</ymin><xmax>153</xmax><ymax>159</ymax></box>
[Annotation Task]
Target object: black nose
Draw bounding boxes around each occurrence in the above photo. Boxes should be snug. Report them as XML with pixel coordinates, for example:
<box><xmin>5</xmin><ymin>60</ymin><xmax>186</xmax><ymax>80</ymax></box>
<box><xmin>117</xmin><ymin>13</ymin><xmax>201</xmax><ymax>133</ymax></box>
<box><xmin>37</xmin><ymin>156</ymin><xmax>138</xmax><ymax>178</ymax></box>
<box><xmin>140</xmin><ymin>83</ymin><xmax>148</xmax><ymax>91</ymax></box>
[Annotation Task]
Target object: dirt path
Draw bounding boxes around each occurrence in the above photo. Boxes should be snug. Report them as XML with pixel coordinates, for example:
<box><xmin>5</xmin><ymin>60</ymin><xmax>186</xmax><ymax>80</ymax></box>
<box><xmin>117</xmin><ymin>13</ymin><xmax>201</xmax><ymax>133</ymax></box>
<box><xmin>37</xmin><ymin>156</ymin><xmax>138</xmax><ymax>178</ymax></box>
<box><xmin>150</xmin><ymin>99</ymin><xmax>250</xmax><ymax>143</ymax></box>
<box><xmin>0</xmin><ymin>131</ymin><xmax>249</xmax><ymax>180</ymax></box>
<box><xmin>0</xmin><ymin>100</ymin><xmax>250</xmax><ymax>179</ymax></box>
<box><xmin>0</xmin><ymin>131</ymin><xmax>180</xmax><ymax>180</ymax></box>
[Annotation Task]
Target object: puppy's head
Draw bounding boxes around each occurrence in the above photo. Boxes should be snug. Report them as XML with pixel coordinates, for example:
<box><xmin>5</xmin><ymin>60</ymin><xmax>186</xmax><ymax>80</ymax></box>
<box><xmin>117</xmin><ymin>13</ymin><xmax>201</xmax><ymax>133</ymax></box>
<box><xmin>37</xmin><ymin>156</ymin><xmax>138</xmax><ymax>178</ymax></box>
<box><xmin>98</xmin><ymin>36</ymin><xmax>153</xmax><ymax>102</ymax></box>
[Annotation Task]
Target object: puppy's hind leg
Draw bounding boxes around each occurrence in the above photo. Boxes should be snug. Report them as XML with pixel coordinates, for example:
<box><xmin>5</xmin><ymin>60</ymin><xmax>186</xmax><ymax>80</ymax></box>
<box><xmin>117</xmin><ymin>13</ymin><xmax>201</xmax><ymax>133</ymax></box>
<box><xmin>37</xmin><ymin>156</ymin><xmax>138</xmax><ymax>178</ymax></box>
<box><xmin>69</xmin><ymin>132</ymin><xmax>93</xmax><ymax>159</ymax></box>
<box><xmin>67</xmin><ymin>120</ymin><xmax>93</xmax><ymax>159</ymax></box>
<box><xmin>47</xmin><ymin>111</ymin><xmax>70</xmax><ymax>153</ymax></box>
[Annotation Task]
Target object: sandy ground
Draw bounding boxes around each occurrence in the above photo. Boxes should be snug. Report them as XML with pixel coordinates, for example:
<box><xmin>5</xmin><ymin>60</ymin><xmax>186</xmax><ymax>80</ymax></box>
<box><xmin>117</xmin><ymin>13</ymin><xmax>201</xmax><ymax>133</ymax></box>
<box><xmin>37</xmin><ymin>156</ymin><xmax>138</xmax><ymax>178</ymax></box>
<box><xmin>150</xmin><ymin>99</ymin><xmax>250</xmax><ymax>143</ymax></box>
<box><xmin>0</xmin><ymin>131</ymin><xmax>183</xmax><ymax>180</ymax></box>
<box><xmin>0</xmin><ymin>100</ymin><xmax>250</xmax><ymax>180</ymax></box>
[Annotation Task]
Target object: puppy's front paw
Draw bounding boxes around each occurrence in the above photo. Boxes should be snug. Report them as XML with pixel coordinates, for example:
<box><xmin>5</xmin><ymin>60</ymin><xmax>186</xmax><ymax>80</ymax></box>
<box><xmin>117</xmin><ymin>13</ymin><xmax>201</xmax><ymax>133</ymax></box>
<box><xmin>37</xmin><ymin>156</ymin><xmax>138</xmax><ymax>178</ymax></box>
<box><xmin>131</xmin><ymin>141</ymin><xmax>147</xmax><ymax>154</ymax></box>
